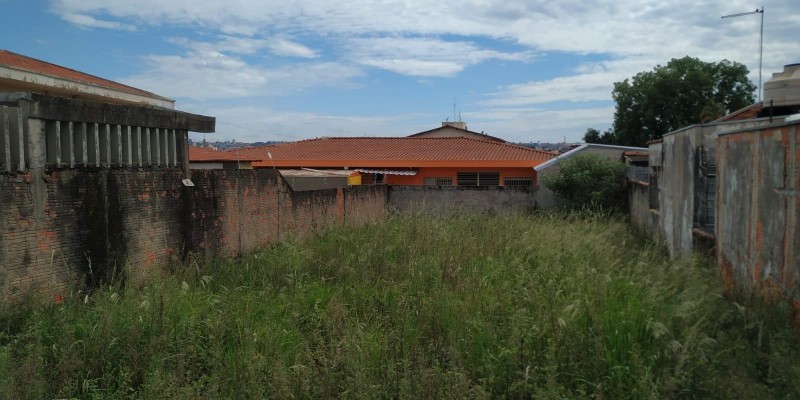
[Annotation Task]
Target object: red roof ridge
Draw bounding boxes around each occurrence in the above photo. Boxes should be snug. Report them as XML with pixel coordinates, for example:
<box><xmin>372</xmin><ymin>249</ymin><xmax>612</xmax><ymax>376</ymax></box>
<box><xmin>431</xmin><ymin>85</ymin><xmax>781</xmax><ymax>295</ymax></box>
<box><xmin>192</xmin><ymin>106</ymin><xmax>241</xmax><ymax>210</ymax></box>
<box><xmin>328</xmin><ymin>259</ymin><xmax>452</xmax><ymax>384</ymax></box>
<box><xmin>0</xmin><ymin>49</ymin><xmax>172</xmax><ymax>101</ymax></box>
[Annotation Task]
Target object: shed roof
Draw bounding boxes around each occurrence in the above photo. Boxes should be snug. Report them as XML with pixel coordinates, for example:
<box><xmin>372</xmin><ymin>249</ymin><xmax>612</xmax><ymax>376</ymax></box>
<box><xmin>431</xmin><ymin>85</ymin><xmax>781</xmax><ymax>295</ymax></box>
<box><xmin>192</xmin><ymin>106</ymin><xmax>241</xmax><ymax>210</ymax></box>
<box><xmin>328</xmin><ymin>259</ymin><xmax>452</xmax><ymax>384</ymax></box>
<box><xmin>233</xmin><ymin>137</ymin><xmax>554</xmax><ymax>168</ymax></box>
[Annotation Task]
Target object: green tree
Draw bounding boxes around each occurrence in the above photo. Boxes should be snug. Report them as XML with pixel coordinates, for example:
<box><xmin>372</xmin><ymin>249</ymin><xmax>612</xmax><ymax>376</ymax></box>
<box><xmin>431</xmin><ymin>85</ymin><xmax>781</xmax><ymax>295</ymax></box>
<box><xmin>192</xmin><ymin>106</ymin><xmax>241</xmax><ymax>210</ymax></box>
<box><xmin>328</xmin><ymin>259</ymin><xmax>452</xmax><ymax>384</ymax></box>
<box><xmin>583</xmin><ymin>128</ymin><xmax>601</xmax><ymax>143</ymax></box>
<box><xmin>583</xmin><ymin>128</ymin><xmax>617</xmax><ymax>145</ymax></box>
<box><xmin>541</xmin><ymin>153</ymin><xmax>629</xmax><ymax>210</ymax></box>
<box><xmin>612</xmin><ymin>56</ymin><xmax>756</xmax><ymax>146</ymax></box>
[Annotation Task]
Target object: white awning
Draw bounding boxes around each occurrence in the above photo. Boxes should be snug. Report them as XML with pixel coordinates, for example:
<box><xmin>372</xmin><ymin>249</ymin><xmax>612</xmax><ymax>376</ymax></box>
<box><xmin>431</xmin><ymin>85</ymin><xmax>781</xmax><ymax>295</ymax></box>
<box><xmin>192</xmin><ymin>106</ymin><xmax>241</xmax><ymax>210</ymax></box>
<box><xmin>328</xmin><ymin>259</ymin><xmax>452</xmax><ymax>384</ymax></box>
<box><xmin>355</xmin><ymin>168</ymin><xmax>417</xmax><ymax>176</ymax></box>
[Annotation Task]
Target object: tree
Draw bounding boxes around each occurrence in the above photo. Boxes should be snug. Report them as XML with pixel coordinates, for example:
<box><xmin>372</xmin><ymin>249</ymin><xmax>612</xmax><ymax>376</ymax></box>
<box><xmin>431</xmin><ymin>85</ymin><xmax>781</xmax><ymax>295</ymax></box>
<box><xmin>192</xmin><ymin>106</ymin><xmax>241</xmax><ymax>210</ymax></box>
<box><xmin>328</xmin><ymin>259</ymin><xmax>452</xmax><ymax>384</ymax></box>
<box><xmin>612</xmin><ymin>56</ymin><xmax>756</xmax><ymax>146</ymax></box>
<box><xmin>583</xmin><ymin>128</ymin><xmax>617</xmax><ymax>145</ymax></box>
<box><xmin>541</xmin><ymin>153</ymin><xmax>629</xmax><ymax>211</ymax></box>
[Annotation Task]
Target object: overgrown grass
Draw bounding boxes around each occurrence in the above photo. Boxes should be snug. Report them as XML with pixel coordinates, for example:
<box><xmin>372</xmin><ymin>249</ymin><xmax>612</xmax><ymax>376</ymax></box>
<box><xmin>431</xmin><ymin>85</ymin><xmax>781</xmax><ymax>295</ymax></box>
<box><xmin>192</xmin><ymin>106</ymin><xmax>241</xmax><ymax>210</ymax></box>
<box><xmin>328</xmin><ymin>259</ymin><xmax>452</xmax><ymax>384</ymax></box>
<box><xmin>1</xmin><ymin>213</ymin><xmax>799</xmax><ymax>399</ymax></box>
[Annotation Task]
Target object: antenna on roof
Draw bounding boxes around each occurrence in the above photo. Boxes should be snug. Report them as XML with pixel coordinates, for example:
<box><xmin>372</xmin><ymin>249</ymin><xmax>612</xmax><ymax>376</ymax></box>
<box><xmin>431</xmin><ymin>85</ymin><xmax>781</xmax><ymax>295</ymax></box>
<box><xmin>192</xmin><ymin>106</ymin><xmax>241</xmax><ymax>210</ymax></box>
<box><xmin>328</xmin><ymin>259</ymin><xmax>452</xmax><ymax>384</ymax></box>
<box><xmin>453</xmin><ymin>99</ymin><xmax>457</xmax><ymax>122</ymax></box>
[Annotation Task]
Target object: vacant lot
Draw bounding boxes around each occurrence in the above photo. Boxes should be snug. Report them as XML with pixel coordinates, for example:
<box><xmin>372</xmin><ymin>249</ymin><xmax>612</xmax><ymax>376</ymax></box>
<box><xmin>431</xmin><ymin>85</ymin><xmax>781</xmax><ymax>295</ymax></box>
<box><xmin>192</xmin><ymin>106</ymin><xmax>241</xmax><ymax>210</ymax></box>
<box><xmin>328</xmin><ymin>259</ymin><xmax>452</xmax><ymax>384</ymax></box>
<box><xmin>2</xmin><ymin>213</ymin><xmax>799</xmax><ymax>399</ymax></box>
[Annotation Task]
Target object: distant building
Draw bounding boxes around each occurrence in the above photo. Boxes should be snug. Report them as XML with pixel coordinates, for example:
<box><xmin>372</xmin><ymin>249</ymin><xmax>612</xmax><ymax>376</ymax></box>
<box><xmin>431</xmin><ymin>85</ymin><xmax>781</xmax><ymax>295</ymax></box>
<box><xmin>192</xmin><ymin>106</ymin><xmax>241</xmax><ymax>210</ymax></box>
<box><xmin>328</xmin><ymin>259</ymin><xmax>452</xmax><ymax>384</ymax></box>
<box><xmin>189</xmin><ymin>145</ymin><xmax>256</xmax><ymax>170</ymax></box>
<box><xmin>407</xmin><ymin>121</ymin><xmax>507</xmax><ymax>143</ymax></box>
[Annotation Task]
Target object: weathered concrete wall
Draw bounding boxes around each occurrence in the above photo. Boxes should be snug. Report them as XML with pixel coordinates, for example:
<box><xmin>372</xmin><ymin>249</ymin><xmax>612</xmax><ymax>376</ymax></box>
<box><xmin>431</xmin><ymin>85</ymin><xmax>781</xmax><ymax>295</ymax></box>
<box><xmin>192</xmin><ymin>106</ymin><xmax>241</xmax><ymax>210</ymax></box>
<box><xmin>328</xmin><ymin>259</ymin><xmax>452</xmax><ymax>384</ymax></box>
<box><xmin>657</xmin><ymin>126</ymin><xmax>709</xmax><ymax>256</ymax></box>
<box><xmin>388</xmin><ymin>185</ymin><xmax>537</xmax><ymax>214</ymax></box>
<box><xmin>0</xmin><ymin>168</ymin><xmax>388</xmax><ymax>300</ymax></box>
<box><xmin>717</xmin><ymin>121</ymin><xmax>799</xmax><ymax>304</ymax></box>
<box><xmin>628</xmin><ymin>180</ymin><xmax>658</xmax><ymax>237</ymax></box>
<box><xmin>652</xmin><ymin>118</ymin><xmax>781</xmax><ymax>257</ymax></box>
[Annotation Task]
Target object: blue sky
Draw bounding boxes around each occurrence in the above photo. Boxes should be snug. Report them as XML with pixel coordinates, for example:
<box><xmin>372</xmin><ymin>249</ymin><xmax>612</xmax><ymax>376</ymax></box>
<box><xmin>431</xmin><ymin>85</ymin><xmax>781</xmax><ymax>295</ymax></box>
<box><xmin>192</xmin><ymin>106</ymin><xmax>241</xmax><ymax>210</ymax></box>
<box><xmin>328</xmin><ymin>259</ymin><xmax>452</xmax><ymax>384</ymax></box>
<box><xmin>1</xmin><ymin>0</ymin><xmax>797</xmax><ymax>143</ymax></box>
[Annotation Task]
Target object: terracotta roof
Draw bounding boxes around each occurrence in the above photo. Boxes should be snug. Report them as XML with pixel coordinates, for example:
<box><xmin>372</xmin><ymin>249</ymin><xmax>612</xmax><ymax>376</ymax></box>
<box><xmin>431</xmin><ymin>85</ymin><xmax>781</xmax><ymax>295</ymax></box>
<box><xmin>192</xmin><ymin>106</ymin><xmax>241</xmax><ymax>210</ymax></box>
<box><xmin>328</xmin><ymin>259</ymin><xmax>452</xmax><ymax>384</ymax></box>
<box><xmin>0</xmin><ymin>49</ymin><xmax>171</xmax><ymax>101</ymax></box>
<box><xmin>623</xmin><ymin>150</ymin><xmax>649</xmax><ymax>157</ymax></box>
<box><xmin>232</xmin><ymin>137</ymin><xmax>555</xmax><ymax>168</ymax></box>
<box><xmin>189</xmin><ymin>146</ymin><xmax>260</xmax><ymax>163</ymax></box>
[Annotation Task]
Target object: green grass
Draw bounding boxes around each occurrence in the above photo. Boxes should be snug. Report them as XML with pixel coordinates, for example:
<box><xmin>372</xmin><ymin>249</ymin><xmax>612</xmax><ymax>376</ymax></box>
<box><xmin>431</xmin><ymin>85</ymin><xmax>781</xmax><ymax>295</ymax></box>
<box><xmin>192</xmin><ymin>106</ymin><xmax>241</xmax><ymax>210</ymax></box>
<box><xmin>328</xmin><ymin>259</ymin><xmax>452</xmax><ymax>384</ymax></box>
<box><xmin>2</xmin><ymin>213</ymin><xmax>799</xmax><ymax>399</ymax></box>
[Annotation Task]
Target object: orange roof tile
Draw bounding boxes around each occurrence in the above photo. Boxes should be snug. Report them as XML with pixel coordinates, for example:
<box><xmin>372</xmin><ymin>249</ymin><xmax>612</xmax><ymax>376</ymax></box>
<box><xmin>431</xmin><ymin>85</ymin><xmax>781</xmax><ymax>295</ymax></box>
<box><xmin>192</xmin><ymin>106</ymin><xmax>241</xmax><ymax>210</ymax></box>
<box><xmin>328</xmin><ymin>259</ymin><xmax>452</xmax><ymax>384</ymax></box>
<box><xmin>0</xmin><ymin>49</ymin><xmax>171</xmax><ymax>101</ymax></box>
<box><xmin>232</xmin><ymin>137</ymin><xmax>555</xmax><ymax>168</ymax></box>
<box><xmin>189</xmin><ymin>146</ymin><xmax>260</xmax><ymax>162</ymax></box>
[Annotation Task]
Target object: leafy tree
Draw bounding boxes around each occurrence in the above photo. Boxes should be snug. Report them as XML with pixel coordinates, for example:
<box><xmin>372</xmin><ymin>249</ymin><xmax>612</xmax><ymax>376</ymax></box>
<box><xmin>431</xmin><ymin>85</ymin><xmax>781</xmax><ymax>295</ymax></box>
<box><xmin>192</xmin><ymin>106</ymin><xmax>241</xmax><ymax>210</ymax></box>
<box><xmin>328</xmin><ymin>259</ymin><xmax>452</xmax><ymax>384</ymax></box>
<box><xmin>612</xmin><ymin>56</ymin><xmax>756</xmax><ymax>146</ymax></box>
<box><xmin>542</xmin><ymin>153</ymin><xmax>628</xmax><ymax>210</ymax></box>
<box><xmin>583</xmin><ymin>128</ymin><xmax>617</xmax><ymax>145</ymax></box>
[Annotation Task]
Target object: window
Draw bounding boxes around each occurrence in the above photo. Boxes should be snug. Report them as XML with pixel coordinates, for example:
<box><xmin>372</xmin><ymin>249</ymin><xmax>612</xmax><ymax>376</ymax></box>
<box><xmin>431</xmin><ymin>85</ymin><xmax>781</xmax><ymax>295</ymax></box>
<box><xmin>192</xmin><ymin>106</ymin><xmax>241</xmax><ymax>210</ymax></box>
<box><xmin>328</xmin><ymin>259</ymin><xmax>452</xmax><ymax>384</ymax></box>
<box><xmin>504</xmin><ymin>177</ymin><xmax>533</xmax><ymax>187</ymax></box>
<box><xmin>424</xmin><ymin>177</ymin><xmax>453</xmax><ymax>186</ymax></box>
<box><xmin>693</xmin><ymin>146</ymin><xmax>716</xmax><ymax>234</ymax></box>
<box><xmin>457</xmin><ymin>171</ymin><xmax>500</xmax><ymax>186</ymax></box>
<box><xmin>373</xmin><ymin>173</ymin><xmax>384</xmax><ymax>184</ymax></box>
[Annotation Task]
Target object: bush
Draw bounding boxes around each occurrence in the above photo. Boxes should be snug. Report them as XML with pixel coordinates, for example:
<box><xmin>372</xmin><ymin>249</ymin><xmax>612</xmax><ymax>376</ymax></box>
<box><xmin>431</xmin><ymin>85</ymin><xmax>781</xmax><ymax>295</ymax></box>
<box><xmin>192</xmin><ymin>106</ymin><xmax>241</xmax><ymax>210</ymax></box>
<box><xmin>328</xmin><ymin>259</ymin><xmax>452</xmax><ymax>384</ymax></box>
<box><xmin>541</xmin><ymin>153</ymin><xmax>628</xmax><ymax>210</ymax></box>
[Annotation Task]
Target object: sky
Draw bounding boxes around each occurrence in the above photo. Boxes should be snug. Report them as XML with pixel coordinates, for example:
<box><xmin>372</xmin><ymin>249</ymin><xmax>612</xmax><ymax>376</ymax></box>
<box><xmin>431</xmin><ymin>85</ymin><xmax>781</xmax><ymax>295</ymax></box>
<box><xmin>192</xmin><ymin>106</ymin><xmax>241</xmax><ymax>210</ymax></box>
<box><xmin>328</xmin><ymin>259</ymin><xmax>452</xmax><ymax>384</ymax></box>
<box><xmin>1</xmin><ymin>1</ymin><xmax>797</xmax><ymax>143</ymax></box>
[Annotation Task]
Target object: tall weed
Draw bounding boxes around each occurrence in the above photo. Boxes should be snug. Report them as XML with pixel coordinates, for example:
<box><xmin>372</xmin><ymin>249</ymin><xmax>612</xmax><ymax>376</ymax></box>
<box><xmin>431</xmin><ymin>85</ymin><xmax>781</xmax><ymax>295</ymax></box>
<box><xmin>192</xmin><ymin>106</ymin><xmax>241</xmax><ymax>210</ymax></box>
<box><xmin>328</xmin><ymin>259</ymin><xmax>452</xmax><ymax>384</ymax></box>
<box><xmin>1</xmin><ymin>213</ymin><xmax>798</xmax><ymax>398</ymax></box>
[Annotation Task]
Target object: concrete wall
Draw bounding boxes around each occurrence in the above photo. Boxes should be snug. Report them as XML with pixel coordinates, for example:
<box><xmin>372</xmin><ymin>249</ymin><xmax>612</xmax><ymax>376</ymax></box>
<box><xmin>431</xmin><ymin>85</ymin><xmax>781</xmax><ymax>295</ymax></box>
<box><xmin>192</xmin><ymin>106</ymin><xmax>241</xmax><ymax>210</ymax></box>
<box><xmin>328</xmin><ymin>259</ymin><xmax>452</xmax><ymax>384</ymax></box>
<box><xmin>388</xmin><ymin>185</ymin><xmax>537</xmax><ymax>214</ymax></box>
<box><xmin>649</xmin><ymin>118</ymin><xmax>782</xmax><ymax>257</ymax></box>
<box><xmin>628</xmin><ymin>180</ymin><xmax>658</xmax><ymax>237</ymax></box>
<box><xmin>0</xmin><ymin>168</ymin><xmax>388</xmax><ymax>300</ymax></box>
<box><xmin>717</xmin><ymin>120</ymin><xmax>799</xmax><ymax>303</ymax></box>
<box><xmin>656</xmin><ymin>126</ymin><xmax>710</xmax><ymax>256</ymax></box>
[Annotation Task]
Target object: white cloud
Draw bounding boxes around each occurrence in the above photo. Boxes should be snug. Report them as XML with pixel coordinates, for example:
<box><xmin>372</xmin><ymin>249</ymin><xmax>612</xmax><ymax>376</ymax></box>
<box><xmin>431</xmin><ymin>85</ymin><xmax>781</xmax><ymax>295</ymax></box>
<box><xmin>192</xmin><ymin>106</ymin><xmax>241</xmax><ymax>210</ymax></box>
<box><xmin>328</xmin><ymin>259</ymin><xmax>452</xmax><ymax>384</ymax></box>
<box><xmin>121</xmin><ymin>51</ymin><xmax>361</xmax><ymax>100</ymax></box>
<box><xmin>50</xmin><ymin>0</ymin><xmax>798</xmax><ymax>139</ymax></box>
<box><xmin>346</xmin><ymin>36</ymin><xmax>531</xmax><ymax>77</ymax></box>
<box><xmin>60</xmin><ymin>12</ymin><xmax>134</xmax><ymax>30</ymax></box>
<box><xmin>467</xmin><ymin>106</ymin><xmax>617</xmax><ymax>142</ymax></box>
<box><xmin>485</xmin><ymin>57</ymin><xmax>658</xmax><ymax>106</ymax></box>
<box><xmin>181</xmin><ymin>104</ymin><xmax>425</xmax><ymax>142</ymax></box>
<box><xmin>169</xmin><ymin>36</ymin><xmax>317</xmax><ymax>58</ymax></box>
<box><xmin>266</xmin><ymin>38</ymin><xmax>318</xmax><ymax>58</ymax></box>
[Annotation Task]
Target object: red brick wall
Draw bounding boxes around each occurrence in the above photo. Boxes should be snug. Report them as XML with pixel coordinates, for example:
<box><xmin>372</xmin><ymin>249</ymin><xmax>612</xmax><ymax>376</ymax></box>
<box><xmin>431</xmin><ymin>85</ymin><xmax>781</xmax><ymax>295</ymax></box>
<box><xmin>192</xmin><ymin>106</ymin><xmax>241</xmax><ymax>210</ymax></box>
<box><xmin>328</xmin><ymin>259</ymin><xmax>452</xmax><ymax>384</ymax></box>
<box><xmin>0</xmin><ymin>169</ymin><xmax>388</xmax><ymax>300</ymax></box>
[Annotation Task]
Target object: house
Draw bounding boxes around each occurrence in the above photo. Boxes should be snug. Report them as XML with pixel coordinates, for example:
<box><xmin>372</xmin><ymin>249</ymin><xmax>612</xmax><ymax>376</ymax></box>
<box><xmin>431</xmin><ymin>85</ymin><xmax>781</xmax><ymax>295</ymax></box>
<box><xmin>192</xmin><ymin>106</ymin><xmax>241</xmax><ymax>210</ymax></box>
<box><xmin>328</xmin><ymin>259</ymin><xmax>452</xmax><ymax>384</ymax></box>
<box><xmin>232</xmin><ymin>136</ymin><xmax>554</xmax><ymax>187</ymax></box>
<box><xmin>189</xmin><ymin>145</ymin><xmax>256</xmax><ymax>169</ymax></box>
<box><xmin>407</xmin><ymin>121</ymin><xmax>507</xmax><ymax>142</ymax></box>
<box><xmin>533</xmin><ymin>143</ymin><xmax>648</xmax><ymax>208</ymax></box>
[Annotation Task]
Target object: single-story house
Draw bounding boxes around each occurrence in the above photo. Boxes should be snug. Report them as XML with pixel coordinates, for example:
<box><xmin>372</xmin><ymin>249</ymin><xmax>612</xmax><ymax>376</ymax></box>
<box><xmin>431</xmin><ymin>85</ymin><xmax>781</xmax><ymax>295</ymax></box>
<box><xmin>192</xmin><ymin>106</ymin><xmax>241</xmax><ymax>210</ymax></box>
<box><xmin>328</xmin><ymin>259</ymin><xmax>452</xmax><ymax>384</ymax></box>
<box><xmin>232</xmin><ymin>136</ymin><xmax>555</xmax><ymax>187</ymax></box>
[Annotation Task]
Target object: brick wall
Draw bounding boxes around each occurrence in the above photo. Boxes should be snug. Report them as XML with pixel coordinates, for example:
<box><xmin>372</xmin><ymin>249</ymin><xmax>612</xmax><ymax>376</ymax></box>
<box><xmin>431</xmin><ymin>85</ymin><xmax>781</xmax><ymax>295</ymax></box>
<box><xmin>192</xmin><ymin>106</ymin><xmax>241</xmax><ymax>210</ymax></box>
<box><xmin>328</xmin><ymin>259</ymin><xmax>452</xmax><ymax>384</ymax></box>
<box><xmin>0</xmin><ymin>169</ymin><xmax>388</xmax><ymax>300</ymax></box>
